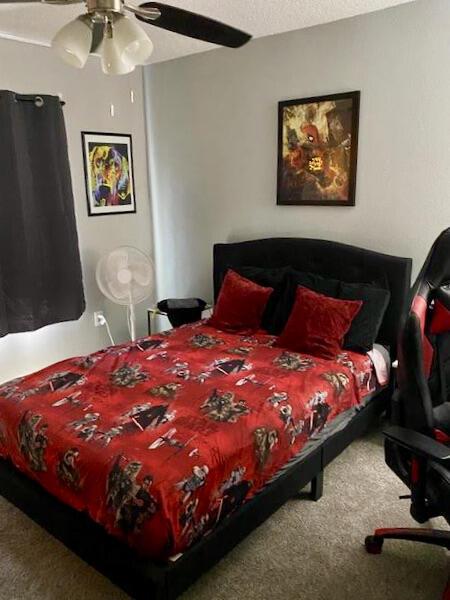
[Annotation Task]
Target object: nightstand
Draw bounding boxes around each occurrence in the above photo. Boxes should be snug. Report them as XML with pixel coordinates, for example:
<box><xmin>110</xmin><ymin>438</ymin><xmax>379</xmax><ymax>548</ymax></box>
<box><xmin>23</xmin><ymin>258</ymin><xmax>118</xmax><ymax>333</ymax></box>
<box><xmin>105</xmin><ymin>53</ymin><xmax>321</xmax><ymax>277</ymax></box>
<box><xmin>147</xmin><ymin>305</ymin><xmax>212</xmax><ymax>335</ymax></box>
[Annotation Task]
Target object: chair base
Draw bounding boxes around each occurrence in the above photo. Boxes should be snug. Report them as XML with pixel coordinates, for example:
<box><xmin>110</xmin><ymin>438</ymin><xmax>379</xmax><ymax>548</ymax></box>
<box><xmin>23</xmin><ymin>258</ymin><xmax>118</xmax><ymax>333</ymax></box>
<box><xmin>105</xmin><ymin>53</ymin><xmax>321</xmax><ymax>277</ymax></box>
<box><xmin>366</xmin><ymin>528</ymin><xmax>450</xmax><ymax>600</ymax></box>
<box><xmin>365</xmin><ymin>527</ymin><xmax>450</xmax><ymax>554</ymax></box>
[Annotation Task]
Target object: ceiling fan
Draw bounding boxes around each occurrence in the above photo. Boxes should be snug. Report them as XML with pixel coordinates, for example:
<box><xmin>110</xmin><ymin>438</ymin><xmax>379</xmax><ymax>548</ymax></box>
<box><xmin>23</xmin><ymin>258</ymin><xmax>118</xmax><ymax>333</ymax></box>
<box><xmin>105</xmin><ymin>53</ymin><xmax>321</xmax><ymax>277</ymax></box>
<box><xmin>1</xmin><ymin>0</ymin><xmax>252</xmax><ymax>75</ymax></box>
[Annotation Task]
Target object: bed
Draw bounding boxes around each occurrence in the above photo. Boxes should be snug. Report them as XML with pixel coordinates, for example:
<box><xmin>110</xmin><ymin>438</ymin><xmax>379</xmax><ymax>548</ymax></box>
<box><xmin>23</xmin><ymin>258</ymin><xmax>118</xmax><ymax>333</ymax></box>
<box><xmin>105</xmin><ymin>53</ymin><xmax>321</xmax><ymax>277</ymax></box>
<box><xmin>0</xmin><ymin>237</ymin><xmax>411</xmax><ymax>599</ymax></box>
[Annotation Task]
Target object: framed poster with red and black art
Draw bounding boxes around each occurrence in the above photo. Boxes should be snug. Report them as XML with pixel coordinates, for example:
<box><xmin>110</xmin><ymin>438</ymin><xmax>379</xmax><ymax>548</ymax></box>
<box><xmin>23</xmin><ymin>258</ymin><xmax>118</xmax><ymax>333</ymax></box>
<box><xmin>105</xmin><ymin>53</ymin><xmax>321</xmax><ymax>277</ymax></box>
<box><xmin>277</xmin><ymin>91</ymin><xmax>360</xmax><ymax>206</ymax></box>
<box><xmin>82</xmin><ymin>131</ymin><xmax>136</xmax><ymax>216</ymax></box>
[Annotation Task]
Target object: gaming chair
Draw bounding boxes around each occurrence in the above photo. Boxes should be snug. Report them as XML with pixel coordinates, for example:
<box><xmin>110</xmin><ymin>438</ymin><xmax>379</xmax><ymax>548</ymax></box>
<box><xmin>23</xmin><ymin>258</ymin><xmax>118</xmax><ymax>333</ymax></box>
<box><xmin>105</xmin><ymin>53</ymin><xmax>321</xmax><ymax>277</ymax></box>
<box><xmin>365</xmin><ymin>229</ymin><xmax>450</xmax><ymax>598</ymax></box>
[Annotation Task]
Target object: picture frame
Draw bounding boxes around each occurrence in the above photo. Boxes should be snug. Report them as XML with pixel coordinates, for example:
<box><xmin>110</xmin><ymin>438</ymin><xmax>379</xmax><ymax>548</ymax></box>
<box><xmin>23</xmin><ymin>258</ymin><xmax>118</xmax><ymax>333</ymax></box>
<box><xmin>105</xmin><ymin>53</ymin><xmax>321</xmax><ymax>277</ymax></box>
<box><xmin>277</xmin><ymin>91</ymin><xmax>360</xmax><ymax>207</ymax></box>
<box><xmin>81</xmin><ymin>131</ymin><xmax>136</xmax><ymax>216</ymax></box>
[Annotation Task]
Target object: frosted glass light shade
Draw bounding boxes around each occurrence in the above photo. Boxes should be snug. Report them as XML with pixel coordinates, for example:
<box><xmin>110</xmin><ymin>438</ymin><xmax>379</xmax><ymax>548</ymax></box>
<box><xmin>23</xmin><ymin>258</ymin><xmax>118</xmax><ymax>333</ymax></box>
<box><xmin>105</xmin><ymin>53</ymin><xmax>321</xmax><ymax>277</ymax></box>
<box><xmin>101</xmin><ymin>35</ymin><xmax>135</xmax><ymax>75</ymax></box>
<box><xmin>113</xmin><ymin>15</ymin><xmax>153</xmax><ymax>65</ymax></box>
<box><xmin>52</xmin><ymin>18</ymin><xmax>92</xmax><ymax>69</ymax></box>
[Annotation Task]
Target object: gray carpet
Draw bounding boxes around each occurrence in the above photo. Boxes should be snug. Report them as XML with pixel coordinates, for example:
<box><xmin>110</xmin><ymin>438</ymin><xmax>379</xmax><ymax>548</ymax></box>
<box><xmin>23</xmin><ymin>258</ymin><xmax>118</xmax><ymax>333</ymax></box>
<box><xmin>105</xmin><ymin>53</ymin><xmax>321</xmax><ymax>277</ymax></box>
<box><xmin>0</xmin><ymin>429</ymin><xmax>448</xmax><ymax>600</ymax></box>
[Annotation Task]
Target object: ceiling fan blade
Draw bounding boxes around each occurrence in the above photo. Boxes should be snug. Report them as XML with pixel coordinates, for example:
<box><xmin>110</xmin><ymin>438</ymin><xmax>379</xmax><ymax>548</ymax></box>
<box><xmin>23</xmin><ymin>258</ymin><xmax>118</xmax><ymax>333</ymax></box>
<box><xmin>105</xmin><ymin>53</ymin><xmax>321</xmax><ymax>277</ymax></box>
<box><xmin>135</xmin><ymin>2</ymin><xmax>251</xmax><ymax>49</ymax></box>
<box><xmin>90</xmin><ymin>20</ymin><xmax>104</xmax><ymax>53</ymax></box>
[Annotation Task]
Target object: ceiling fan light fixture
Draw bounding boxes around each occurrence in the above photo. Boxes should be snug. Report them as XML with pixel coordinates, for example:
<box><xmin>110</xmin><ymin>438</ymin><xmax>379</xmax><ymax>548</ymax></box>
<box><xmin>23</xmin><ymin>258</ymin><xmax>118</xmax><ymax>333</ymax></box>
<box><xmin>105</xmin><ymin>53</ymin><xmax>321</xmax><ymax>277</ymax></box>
<box><xmin>48</xmin><ymin>1</ymin><xmax>251</xmax><ymax>75</ymax></box>
<box><xmin>101</xmin><ymin>21</ymin><xmax>136</xmax><ymax>75</ymax></box>
<box><xmin>113</xmin><ymin>14</ymin><xmax>153</xmax><ymax>65</ymax></box>
<box><xmin>52</xmin><ymin>17</ymin><xmax>92</xmax><ymax>69</ymax></box>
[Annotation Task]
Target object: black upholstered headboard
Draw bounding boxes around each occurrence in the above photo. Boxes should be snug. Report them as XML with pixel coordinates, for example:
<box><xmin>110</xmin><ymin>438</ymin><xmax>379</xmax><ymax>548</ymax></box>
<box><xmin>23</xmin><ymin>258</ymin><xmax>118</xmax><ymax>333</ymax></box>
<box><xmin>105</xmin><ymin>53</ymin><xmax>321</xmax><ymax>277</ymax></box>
<box><xmin>213</xmin><ymin>237</ymin><xmax>412</xmax><ymax>359</ymax></box>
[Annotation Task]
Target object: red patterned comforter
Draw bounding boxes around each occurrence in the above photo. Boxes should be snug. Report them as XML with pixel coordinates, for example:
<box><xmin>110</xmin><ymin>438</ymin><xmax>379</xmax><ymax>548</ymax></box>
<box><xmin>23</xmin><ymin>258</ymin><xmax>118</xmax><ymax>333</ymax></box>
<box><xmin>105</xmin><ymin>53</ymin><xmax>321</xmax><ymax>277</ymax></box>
<box><xmin>0</xmin><ymin>322</ymin><xmax>377</xmax><ymax>560</ymax></box>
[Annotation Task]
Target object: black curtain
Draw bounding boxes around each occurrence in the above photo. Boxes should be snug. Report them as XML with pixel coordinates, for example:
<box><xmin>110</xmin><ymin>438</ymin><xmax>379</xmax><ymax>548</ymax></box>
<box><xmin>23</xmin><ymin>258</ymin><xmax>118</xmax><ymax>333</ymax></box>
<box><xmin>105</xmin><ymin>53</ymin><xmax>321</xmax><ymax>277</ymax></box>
<box><xmin>0</xmin><ymin>90</ymin><xmax>85</xmax><ymax>337</ymax></box>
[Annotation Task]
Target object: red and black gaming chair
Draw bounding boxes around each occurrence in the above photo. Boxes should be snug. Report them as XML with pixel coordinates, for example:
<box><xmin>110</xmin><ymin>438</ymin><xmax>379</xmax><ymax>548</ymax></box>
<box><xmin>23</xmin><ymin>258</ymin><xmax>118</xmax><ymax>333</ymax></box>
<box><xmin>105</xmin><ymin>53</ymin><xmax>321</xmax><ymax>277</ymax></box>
<box><xmin>365</xmin><ymin>229</ymin><xmax>450</xmax><ymax>597</ymax></box>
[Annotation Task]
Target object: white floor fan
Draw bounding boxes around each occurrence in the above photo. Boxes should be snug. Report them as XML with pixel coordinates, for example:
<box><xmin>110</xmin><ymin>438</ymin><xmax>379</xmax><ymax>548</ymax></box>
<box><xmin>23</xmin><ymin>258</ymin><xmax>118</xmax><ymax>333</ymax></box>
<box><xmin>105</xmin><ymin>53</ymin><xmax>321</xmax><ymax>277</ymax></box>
<box><xmin>96</xmin><ymin>246</ymin><xmax>154</xmax><ymax>341</ymax></box>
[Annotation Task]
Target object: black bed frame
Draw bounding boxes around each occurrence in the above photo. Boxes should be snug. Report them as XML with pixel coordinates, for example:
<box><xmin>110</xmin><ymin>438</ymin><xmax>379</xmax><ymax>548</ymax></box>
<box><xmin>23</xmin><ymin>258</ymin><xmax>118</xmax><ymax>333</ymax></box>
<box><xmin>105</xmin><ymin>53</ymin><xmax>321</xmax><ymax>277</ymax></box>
<box><xmin>0</xmin><ymin>238</ymin><xmax>412</xmax><ymax>600</ymax></box>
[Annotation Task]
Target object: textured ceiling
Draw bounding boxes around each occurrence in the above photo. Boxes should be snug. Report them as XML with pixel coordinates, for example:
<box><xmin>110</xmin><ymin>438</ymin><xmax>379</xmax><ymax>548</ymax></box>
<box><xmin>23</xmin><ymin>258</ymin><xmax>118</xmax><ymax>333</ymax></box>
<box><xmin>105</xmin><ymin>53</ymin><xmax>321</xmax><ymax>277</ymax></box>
<box><xmin>0</xmin><ymin>0</ymin><xmax>415</xmax><ymax>64</ymax></box>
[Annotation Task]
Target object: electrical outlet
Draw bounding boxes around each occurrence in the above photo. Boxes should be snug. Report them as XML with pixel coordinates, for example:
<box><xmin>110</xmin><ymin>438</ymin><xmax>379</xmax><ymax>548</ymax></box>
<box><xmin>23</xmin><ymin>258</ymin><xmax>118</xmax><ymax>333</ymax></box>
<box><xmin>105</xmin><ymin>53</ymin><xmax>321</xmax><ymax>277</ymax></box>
<box><xmin>94</xmin><ymin>311</ymin><xmax>106</xmax><ymax>327</ymax></box>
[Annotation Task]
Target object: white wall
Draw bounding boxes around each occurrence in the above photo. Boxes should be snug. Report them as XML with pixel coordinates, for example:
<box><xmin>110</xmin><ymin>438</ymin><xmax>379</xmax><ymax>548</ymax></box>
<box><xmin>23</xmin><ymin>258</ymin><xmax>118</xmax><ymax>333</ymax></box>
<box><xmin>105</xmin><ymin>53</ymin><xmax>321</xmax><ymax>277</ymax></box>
<box><xmin>144</xmin><ymin>0</ymin><xmax>450</xmax><ymax>308</ymax></box>
<box><xmin>0</xmin><ymin>39</ymin><xmax>152</xmax><ymax>383</ymax></box>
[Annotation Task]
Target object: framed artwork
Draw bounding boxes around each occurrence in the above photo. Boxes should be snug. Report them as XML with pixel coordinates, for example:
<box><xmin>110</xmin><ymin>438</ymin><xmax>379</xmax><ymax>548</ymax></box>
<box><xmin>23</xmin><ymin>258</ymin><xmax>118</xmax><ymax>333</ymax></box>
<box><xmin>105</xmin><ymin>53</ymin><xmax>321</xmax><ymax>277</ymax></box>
<box><xmin>82</xmin><ymin>132</ymin><xmax>136</xmax><ymax>216</ymax></box>
<box><xmin>277</xmin><ymin>91</ymin><xmax>360</xmax><ymax>206</ymax></box>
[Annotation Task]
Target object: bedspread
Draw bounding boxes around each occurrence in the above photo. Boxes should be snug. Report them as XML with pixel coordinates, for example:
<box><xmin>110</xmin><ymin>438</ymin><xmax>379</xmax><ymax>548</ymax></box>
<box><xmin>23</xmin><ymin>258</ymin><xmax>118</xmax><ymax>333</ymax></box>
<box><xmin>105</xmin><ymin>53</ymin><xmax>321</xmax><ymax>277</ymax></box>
<box><xmin>0</xmin><ymin>322</ymin><xmax>377</xmax><ymax>560</ymax></box>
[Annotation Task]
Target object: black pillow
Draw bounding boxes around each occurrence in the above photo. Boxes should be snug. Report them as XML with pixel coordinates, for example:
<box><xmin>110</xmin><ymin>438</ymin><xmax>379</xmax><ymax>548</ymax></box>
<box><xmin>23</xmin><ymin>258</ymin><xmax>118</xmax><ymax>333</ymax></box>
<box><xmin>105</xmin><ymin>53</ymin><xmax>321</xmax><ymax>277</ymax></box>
<box><xmin>272</xmin><ymin>268</ymin><xmax>341</xmax><ymax>334</ymax></box>
<box><xmin>233</xmin><ymin>265</ymin><xmax>290</xmax><ymax>334</ymax></box>
<box><xmin>339</xmin><ymin>281</ymin><xmax>391</xmax><ymax>353</ymax></box>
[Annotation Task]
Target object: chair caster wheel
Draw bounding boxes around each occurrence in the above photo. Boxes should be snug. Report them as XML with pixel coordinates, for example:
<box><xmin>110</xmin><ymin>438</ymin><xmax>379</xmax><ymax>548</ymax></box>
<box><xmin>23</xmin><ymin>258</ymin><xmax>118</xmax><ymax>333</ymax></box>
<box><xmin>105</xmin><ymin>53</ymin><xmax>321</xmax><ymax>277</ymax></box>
<box><xmin>365</xmin><ymin>535</ymin><xmax>384</xmax><ymax>554</ymax></box>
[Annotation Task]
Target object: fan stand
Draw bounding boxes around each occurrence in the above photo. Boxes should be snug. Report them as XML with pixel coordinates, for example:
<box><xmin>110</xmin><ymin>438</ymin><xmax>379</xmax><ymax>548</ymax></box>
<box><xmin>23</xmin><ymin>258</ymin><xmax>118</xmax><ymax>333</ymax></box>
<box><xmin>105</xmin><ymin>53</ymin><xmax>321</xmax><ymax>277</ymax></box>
<box><xmin>129</xmin><ymin>303</ymin><xmax>137</xmax><ymax>341</ymax></box>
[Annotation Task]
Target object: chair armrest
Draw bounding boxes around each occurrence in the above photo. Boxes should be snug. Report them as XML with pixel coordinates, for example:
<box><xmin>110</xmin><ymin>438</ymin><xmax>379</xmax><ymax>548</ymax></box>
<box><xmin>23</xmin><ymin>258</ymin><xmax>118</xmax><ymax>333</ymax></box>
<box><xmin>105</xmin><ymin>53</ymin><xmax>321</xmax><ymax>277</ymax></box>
<box><xmin>384</xmin><ymin>426</ymin><xmax>450</xmax><ymax>466</ymax></box>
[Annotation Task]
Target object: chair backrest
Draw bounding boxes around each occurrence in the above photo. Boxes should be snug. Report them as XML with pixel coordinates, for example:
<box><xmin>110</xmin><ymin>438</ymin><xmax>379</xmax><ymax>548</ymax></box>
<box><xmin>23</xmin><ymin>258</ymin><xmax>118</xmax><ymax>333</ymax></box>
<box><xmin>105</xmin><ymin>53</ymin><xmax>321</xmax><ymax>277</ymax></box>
<box><xmin>397</xmin><ymin>228</ymin><xmax>450</xmax><ymax>434</ymax></box>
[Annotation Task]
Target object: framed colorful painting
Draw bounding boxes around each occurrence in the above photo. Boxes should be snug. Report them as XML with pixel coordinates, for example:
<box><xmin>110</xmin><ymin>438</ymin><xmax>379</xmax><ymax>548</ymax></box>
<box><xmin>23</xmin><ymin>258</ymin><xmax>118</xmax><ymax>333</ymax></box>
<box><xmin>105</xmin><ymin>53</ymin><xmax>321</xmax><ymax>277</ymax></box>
<box><xmin>82</xmin><ymin>132</ymin><xmax>136</xmax><ymax>216</ymax></box>
<box><xmin>277</xmin><ymin>91</ymin><xmax>360</xmax><ymax>206</ymax></box>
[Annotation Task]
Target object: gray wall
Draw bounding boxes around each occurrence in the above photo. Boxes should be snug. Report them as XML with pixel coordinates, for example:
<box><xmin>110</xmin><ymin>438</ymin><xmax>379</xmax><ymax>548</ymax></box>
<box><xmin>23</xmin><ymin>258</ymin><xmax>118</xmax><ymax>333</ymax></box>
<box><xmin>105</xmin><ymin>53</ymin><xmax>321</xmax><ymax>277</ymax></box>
<box><xmin>144</xmin><ymin>0</ymin><xmax>450</xmax><ymax>309</ymax></box>
<box><xmin>0</xmin><ymin>39</ymin><xmax>152</xmax><ymax>383</ymax></box>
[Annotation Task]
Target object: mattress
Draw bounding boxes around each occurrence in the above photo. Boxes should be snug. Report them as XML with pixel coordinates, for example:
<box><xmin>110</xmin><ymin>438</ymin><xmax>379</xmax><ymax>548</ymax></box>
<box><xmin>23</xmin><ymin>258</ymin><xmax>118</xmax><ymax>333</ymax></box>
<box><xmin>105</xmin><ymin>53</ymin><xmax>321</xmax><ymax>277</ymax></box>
<box><xmin>0</xmin><ymin>321</ymin><xmax>382</xmax><ymax>561</ymax></box>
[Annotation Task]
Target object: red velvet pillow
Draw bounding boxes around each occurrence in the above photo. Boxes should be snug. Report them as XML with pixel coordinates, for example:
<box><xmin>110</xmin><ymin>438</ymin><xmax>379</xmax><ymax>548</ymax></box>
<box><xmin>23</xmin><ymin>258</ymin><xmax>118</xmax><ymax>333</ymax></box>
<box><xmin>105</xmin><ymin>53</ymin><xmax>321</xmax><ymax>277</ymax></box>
<box><xmin>209</xmin><ymin>269</ymin><xmax>273</xmax><ymax>332</ymax></box>
<box><xmin>277</xmin><ymin>286</ymin><xmax>362</xmax><ymax>359</ymax></box>
<box><xmin>430</xmin><ymin>299</ymin><xmax>450</xmax><ymax>335</ymax></box>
